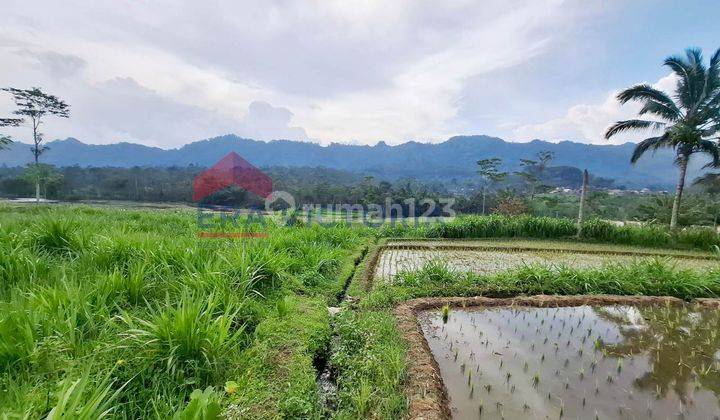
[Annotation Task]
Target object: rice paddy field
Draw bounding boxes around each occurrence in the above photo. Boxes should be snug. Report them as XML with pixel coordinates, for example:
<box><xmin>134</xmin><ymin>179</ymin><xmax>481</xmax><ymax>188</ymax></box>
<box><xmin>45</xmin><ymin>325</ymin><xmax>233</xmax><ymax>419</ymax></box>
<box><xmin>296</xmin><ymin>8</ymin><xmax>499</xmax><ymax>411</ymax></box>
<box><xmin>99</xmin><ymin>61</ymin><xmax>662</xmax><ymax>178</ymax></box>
<box><xmin>2</xmin><ymin>205</ymin><xmax>720</xmax><ymax>419</ymax></box>
<box><xmin>420</xmin><ymin>303</ymin><xmax>720</xmax><ymax>419</ymax></box>
<box><xmin>375</xmin><ymin>245</ymin><xmax>718</xmax><ymax>281</ymax></box>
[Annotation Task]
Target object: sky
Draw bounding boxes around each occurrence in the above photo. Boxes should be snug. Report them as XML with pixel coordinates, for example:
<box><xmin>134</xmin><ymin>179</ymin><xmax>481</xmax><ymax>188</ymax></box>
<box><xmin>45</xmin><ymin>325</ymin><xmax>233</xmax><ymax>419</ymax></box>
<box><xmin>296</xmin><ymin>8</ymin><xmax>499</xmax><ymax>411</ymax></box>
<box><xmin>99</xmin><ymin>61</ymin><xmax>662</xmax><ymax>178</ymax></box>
<box><xmin>0</xmin><ymin>0</ymin><xmax>718</xmax><ymax>149</ymax></box>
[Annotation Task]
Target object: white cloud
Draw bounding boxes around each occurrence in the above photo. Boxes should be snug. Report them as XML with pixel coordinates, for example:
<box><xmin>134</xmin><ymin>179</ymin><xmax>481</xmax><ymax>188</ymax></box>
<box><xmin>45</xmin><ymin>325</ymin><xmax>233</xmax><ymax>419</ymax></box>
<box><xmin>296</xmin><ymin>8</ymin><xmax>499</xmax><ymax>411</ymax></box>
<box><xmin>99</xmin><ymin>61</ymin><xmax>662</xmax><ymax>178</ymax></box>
<box><xmin>512</xmin><ymin>74</ymin><xmax>678</xmax><ymax>144</ymax></box>
<box><xmin>237</xmin><ymin>101</ymin><xmax>308</xmax><ymax>142</ymax></box>
<box><xmin>0</xmin><ymin>0</ymin><xmax>597</xmax><ymax>147</ymax></box>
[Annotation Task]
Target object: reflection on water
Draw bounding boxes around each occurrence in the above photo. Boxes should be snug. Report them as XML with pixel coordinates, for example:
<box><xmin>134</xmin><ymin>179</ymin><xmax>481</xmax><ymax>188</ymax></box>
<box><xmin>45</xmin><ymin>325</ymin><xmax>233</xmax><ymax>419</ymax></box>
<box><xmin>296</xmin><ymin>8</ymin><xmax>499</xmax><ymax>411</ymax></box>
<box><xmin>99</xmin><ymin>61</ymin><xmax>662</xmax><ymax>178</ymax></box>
<box><xmin>419</xmin><ymin>304</ymin><xmax>720</xmax><ymax>420</ymax></box>
<box><xmin>594</xmin><ymin>305</ymin><xmax>720</xmax><ymax>403</ymax></box>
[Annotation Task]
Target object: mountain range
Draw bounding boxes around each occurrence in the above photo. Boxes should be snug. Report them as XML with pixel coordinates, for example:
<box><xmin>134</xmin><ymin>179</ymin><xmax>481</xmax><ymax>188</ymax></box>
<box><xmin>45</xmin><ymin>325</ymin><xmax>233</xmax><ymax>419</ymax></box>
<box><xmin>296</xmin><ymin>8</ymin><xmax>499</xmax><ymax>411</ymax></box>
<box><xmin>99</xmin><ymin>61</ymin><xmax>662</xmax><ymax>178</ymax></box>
<box><xmin>0</xmin><ymin>134</ymin><xmax>709</xmax><ymax>189</ymax></box>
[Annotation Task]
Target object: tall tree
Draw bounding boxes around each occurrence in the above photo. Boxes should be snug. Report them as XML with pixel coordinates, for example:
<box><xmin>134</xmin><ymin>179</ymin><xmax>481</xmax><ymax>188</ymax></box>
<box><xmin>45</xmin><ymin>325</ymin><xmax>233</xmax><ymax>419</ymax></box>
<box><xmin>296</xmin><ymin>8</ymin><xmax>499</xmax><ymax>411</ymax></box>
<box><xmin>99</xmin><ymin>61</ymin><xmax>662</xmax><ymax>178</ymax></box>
<box><xmin>3</xmin><ymin>87</ymin><xmax>70</xmax><ymax>202</ymax></box>
<box><xmin>605</xmin><ymin>48</ymin><xmax>720</xmax><ymax>229</ymax></box>
<box><xmin>21</xmin><ymin>164</ymin><xmax>63</xmax><ymax>199</ymax></box>
<box><xmin>515</xmin><ymin>151</ymin><xmax>554</xmax><ymax>200</ymax></box>
<box><xmin>477</xmin><ymin>157</ymin><xmax>508</xmax><ymax>215</ymax></box>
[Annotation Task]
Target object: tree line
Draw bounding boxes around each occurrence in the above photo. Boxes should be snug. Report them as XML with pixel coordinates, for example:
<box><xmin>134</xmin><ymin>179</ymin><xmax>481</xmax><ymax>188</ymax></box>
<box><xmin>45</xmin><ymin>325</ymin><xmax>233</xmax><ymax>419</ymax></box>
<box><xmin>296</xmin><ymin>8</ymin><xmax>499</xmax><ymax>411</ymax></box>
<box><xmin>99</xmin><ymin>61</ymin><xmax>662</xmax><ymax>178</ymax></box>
<box><xmin>1</xmin><ymin>47</ymin><xmax>719</xmax><ymax>228</ymax></box>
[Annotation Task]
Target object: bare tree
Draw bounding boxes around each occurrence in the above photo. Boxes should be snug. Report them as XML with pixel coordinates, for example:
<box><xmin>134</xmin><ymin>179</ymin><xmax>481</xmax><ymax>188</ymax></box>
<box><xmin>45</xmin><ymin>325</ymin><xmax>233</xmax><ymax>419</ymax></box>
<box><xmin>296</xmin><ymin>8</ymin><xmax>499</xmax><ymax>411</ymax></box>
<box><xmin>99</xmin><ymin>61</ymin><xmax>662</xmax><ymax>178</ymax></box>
<box><xmin>3</xmin><ymin>87</ymin><xmax>70</xmax><ymax>202</ymax></box>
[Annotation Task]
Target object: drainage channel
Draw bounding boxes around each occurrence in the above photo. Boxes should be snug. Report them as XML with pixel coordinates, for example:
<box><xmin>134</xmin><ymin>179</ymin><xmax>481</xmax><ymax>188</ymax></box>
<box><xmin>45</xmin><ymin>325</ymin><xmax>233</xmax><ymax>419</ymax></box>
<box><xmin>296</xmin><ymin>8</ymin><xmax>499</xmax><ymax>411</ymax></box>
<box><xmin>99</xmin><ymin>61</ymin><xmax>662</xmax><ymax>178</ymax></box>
<box><xmin>316</xmin><ymin>244</ymin><xmax>370</xmax><ymax>416</ymax></box>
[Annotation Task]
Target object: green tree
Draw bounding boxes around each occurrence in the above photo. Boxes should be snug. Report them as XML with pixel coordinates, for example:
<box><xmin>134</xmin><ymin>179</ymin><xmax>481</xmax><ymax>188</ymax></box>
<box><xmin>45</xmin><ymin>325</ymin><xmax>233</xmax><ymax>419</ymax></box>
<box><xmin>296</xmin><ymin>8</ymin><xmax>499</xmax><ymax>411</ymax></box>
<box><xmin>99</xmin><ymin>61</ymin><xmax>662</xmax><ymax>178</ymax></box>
<box><xmin>0</xmin><ymin>117</ymin><xmax>23</xmax><ymax>150</ymax></box>
<box><xmin>22</xmin><ymin>164</ymin><xmax>63</xmax><ymax>200</ymax></box>
<box><xmin>477</xmin><ymin>157</ymin><xmax>507</xmax><ymax>215</ymax></box>
<box><xmin>3</xmin><ymin>87</ymin><xmax>70</xmax><ymax>203</ymax></box>
<box><xmin>605</xmin><ymin>48</ymin><xmax>720</xmax><ymax>229</ymax></box>
<box><xmin>515</xmin><ymin>151</ymin><xmax>554</xmax><ymax>200</ymax></box>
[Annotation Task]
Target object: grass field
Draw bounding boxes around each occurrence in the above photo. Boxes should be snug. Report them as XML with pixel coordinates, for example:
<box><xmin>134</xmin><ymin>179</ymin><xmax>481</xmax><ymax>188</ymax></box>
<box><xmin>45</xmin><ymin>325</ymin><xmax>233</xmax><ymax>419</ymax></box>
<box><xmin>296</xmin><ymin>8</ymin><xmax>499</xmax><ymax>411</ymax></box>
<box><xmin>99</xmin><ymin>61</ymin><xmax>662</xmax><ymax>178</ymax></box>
<box><xmin>1</xmin><ymin>205</ymin><xmax>719</xmax><ymax>418</ymax></box>
<box><xmin>0</xmin><ymin>205</ymin><xmax>373</xmax><ymax>418</ymax></box>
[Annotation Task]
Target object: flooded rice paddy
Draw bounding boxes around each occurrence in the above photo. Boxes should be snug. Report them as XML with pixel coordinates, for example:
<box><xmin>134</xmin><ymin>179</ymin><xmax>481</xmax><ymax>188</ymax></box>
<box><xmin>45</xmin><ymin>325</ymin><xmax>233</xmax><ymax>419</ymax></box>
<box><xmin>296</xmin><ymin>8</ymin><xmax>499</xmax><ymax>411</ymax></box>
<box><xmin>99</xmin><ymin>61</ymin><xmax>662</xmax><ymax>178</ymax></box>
<box><xmin>376</xmin><ymin>248</ymin><xmax>717</xmax><ymax>281</ymax></box>
<box><xmin>419</xmin><ymin>305</ymin><xmax>720</xmax><ymax>419</ymax></box>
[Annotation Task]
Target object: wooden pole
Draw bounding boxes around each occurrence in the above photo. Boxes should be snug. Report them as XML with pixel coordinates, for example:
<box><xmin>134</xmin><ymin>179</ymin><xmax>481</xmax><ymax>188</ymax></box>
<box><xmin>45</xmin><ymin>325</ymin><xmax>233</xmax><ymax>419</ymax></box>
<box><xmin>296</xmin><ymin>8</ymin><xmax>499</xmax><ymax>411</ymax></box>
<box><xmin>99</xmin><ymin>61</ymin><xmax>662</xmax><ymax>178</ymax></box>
<box><xmin>577</xmin><ymin>169</ymin><xmax>589</xmax><ymax>239</ymax></box>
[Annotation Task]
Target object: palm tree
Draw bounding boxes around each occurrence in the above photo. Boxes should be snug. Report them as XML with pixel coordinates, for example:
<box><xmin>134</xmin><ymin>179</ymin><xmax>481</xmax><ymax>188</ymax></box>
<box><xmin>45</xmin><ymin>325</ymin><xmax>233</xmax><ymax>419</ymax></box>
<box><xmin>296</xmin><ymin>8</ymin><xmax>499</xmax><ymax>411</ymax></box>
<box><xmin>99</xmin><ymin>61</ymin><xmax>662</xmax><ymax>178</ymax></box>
<box><xmin>605</xmin><ymin>48</ymin><xmax>720</xmax><ymax>229</ymax></box>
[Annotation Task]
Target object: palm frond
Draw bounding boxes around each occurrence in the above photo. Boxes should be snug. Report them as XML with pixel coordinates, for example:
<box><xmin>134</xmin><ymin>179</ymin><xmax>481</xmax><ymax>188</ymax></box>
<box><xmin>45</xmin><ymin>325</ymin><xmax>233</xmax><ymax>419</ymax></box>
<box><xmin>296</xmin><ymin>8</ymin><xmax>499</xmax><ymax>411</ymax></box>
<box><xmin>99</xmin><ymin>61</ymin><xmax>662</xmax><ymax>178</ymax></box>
<box><xmin>616</xmin><ymin>84</ymin><xmax>680</xmax><ymax>115</ymax></box>
<box><xmin>701</xmin><ymin>123</ymin><xmax>720</xmax><ymax>138</ymax></box>
<box><xmin>708</xmin><ymin>91</ymin><xmax>720</xmax><ymax>108</ymax></box>
<box><xmin>706</xmin><ymin>48</ymin><xmax>720</xmax><ymax>94</ymax></box>
<box><xmin>630</xmin><ymin>134</ymin><xmax>671</xmax><ymax>163</ymax></box>
<box><xmin>638</xmin><ymin>100</ymin><xmax>681</xmax><ymax>122</ymax></box>
<box><xmin>664</xmin><ymin>55</ymin><xmax>695</xmax><ymax>110</ymax></box>
<box><xmin>696</xmin><ymin>139</ymin><xmax>720</xmax><ymax>168</ymax></box>
<box><xmin>686</xmin><ymin>48</ymin><xmax>712</xmax><ymax>112</ymax></box>
<box><xmin>685</xmin><ymin>48</ymin><xmax>706</xmax><ymax>72</ymax></box>
<box><xmin>693</xmin><ymin>172</ymin><xmax>720</xmax><ymax>186</ymax></box>
<box><xmin>605</xmin><ymin>119</ymin><xmax>664</xmax><ymax>139</ymax></box>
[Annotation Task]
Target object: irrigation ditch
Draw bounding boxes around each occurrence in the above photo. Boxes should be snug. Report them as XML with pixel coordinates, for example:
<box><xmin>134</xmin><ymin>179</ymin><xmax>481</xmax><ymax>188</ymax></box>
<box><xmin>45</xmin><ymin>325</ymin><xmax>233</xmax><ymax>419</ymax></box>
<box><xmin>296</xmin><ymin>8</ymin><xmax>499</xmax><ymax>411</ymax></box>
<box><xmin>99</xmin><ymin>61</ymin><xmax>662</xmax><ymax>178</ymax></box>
<box><xmin>315</xmin><ymin>242</ymin><xmax>372</xmax><ymax>415</ymax></box>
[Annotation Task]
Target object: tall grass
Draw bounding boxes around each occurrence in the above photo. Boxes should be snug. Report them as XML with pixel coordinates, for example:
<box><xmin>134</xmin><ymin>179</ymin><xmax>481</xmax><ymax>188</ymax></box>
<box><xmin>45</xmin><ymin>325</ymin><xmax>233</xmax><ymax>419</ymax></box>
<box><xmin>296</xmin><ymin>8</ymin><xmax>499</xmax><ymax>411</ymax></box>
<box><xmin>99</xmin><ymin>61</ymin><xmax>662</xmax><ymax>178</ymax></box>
<box><xmin>384</xmin><ymin>215</ymin><xmax>720</xmax><ymax>250</ymax></box>
<box><xmin>28</xmin><ymin>218</ymin><xmax>85</xmax><ymax>256</ymax></box>
<box><xmin>119</xmin><ymin>291</ymin><xmax>245</xmax><ymax>380</ymax></box>
<box><xmin>0</xmin><ymin>205</ymin><xmax>369</xmax><ymax>418</ymax></box>
<box><xmin>366</xmin><ymin>259</ymin><xmax>720</xmax><ymax>308</ymax></box>
<box><xmin>46</xmin><ymin>367</ymin><xmax>127</xmax><ymax>419</ymax></box>
<box><xmin>331</xmin><ymin>309</ymin><xmax>407</xmax><ymax>418</ymax></box>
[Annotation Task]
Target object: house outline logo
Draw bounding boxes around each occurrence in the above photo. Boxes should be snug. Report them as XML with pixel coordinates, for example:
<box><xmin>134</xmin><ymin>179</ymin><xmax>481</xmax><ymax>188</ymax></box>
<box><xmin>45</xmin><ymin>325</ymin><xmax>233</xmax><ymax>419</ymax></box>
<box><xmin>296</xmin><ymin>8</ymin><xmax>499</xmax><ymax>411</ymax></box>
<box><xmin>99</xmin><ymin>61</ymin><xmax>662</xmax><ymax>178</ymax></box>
<box><xmin>192</xmin><ymin>152</ymin><xmax>273</xmax><ymax>202</ymax></box>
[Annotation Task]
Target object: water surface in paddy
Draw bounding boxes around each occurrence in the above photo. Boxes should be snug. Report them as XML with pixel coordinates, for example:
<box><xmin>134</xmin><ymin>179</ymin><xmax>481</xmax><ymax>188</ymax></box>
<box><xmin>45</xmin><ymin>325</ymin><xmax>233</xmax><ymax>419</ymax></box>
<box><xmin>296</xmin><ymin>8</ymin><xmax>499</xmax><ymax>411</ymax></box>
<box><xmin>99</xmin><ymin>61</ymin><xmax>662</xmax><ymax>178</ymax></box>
<box><xmin>419</xmin><ymin>305</ymin><xmax>720</xmax><ymax>419</ymax></box>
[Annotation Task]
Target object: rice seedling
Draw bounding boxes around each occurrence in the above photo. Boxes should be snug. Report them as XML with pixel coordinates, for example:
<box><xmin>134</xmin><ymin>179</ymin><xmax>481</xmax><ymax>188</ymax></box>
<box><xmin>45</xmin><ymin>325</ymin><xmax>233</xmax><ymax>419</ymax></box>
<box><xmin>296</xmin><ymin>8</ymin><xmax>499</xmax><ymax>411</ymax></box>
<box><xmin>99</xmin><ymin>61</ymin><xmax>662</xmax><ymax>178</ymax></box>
<box><xmin>420</xmin><ymin>304</ymin><xmax>720</xmax><ymax>419</ymax></box>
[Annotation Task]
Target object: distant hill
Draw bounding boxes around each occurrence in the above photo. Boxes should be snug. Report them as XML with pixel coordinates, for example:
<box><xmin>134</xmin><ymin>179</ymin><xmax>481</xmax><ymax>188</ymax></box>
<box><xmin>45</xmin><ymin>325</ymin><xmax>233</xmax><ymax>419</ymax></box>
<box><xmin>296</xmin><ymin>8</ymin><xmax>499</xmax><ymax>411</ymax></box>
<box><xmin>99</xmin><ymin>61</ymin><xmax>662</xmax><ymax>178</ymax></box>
<box><xmin>0</xmin><ymin>134</ymin><xmax>708</xmax><ymax>189</ymax></box>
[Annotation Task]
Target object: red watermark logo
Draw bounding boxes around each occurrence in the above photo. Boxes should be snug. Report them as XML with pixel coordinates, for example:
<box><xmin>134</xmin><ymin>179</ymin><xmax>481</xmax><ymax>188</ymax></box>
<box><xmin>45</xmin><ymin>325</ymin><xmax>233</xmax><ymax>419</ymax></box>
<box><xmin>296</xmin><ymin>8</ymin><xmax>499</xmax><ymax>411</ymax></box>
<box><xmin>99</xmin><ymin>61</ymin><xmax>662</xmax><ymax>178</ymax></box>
<box><xmin>193</xmin><ymin>152</ymin><xmax>272</xmax><ymax>201</ymax></box>
<box><xmin>194</xmin><ymin>152</ymin><xmax>456</xmax><ymax>238</ymax></box>
<box><xmin>194</xmin><ymin>152</ymin><xmax>272</xmax><ymax>238</ymax></box>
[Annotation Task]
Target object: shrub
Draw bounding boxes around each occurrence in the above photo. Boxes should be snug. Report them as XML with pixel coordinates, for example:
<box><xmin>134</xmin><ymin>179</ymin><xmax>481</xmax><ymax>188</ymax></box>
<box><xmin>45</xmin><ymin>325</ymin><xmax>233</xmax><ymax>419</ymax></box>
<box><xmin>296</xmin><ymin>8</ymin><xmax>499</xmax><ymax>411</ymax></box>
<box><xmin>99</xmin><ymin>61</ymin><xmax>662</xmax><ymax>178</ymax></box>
<box><xmin>493</xmin><ymin>197</ymin><xmax>529</xmax><ymax>216</ymax></box>
<box><xmin>677</xmin><ymin>227</ymin><xmax>720</xmax><ymax>249</ymax></box>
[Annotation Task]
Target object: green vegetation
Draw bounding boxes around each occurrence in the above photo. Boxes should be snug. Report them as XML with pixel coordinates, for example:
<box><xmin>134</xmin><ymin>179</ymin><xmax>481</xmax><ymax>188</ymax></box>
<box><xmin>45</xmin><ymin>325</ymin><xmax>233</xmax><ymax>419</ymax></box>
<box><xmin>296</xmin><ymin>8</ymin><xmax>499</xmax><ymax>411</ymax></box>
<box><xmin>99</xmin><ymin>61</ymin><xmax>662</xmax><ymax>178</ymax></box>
<box><xmin>383</xmin><ymin>214</ymin><xmax>720</xmax><ymax>250</ymax></box>
<box><xmin>0</xmin><ymin>204</ymin><xmax>371</xmax><ymax>418</ymax></box>
<box><xmin>365</xmin><ymin>259</ymin><xmax>720</xmax><ymax>308</ymax></box>
<box><xmin>605</xmin><ymin>47</ymin><xmax>720</xmax><ymax>229</ymax></box>
<box><xmin>330</xmin><ymin>309</ymin><xmax>407</xmax><ymax>419</ymax></box>
<box><xmin>2</xmin><ymin>203</ymin><xmax>719</xmax><ymax>418</ymax></box>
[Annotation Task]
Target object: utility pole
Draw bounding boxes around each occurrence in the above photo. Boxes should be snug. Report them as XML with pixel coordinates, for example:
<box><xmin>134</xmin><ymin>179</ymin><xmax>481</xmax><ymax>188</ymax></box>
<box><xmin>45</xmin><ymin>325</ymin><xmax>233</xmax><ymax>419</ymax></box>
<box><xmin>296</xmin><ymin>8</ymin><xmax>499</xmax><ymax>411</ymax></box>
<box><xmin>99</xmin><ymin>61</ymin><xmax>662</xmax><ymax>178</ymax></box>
<box><xmin>577</xmin><ymin>169</ymin><xmax>589</xmax><ymax>239</ymax></box>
